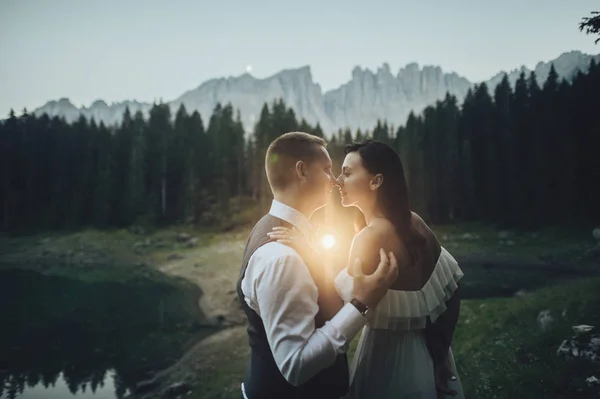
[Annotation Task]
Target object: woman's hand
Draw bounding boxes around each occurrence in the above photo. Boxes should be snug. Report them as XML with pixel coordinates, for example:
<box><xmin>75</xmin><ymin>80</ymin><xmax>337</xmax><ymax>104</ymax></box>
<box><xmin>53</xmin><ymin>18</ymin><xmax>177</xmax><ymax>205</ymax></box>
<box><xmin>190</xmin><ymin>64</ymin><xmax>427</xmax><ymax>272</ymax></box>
<box><xmin>435</xmin><ymin>357</ymin><xmax>458</xmax><ymax>398</ymax></box>
<box><xmin>268</xmin><ymin>226</ymin><xmax>345</xmax><ymax>324</ymax></box>
<box><xmin>267</xmin><ymin>226</ymin><xmax>318</xmax><ymax>262</ymax></box>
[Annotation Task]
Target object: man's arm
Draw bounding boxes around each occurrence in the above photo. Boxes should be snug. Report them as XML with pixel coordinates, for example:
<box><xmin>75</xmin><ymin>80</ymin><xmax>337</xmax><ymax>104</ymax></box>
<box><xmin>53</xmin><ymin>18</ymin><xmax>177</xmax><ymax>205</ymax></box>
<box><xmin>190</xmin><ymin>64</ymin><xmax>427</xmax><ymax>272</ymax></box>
<box><xmin>250</xmin><ymin>245</ymin><xmax>366</xmax><ymax>386</ymax></box>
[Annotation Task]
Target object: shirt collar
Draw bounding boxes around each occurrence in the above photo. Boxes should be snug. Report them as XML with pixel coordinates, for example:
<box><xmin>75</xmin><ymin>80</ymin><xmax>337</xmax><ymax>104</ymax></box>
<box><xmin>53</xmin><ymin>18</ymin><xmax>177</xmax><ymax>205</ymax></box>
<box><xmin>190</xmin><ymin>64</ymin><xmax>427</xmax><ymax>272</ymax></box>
<box><xmin>268</xmin><ymin>199</ymin><xmax>313</xmax><ymax>239</ymax></box>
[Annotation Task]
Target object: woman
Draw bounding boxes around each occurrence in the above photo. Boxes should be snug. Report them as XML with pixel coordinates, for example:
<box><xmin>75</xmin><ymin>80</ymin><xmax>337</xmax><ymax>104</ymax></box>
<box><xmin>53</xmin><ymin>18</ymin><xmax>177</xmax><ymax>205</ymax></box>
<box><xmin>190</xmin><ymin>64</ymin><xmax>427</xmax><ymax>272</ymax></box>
<box><xmin>269</xmin><ymin>140</ymin><xmax>465</xmax><ymax>399</ymax></box>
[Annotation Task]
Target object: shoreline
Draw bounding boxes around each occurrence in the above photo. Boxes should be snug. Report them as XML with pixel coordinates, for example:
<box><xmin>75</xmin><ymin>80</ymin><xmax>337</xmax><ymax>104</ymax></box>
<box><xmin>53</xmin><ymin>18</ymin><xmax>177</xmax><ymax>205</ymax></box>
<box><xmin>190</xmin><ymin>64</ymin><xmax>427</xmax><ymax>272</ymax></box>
<box><xmin>1</xmin><ymin>224</ymin><xmax>598</xmax><ymax>398</ymax></box>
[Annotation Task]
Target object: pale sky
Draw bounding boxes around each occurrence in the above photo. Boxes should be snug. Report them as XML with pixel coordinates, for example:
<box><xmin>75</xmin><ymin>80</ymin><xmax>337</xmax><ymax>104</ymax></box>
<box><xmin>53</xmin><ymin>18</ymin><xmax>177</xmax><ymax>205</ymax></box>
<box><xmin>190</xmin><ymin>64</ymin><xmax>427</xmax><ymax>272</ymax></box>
<box><xmin>1</xmin><ymin>0</ymin><xmax>598</xmax><ymax>116</ymax></box>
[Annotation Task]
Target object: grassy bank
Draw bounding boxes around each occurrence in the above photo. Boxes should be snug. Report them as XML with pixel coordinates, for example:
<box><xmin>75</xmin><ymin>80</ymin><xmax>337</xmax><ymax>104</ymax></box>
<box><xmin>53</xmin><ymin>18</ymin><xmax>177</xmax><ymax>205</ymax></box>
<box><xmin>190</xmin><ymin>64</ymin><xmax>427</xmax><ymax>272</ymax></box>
<box><xmin>160</xmin><ymin>277</ymin><xmax>600</xmax><ymax>399</ymax></box>
<box><xmin>1</xmin><ymin>221</ymin><xmax>598</xmax><ymax>399</ymax></box>
<box><xmin>452</xmin><ymin>277</ymin><xmax>600</xmax><ymax>398</ymax></box>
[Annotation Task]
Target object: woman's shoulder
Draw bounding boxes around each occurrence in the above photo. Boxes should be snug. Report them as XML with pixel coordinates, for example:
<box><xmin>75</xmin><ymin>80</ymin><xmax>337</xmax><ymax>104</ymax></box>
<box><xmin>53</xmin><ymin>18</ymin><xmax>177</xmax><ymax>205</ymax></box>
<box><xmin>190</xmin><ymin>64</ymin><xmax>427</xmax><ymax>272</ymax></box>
<box><xmin>352</xmin><ymin>219</ymin><xmax>395</xmax><ymax>252</ymax></box>
<box><xmin>349</xmin><ymin>219</ymin><xmax>410</xmax><ymax>275</ymax></box>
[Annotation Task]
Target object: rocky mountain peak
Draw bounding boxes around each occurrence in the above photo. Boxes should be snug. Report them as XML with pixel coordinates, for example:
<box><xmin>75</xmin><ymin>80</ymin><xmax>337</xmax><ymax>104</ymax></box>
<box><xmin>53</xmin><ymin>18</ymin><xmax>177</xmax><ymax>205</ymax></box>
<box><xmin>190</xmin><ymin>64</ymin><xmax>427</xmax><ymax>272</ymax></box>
<box><xmin>30</xmin><ymin>51</ymin><xmax>600</xmax><ymax>136</ymax></box>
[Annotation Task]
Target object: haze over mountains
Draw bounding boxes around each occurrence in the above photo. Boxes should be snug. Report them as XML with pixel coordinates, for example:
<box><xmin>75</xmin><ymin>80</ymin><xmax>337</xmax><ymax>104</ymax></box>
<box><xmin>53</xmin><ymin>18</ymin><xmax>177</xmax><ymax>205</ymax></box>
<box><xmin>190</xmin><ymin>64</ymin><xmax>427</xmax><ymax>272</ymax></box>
<box><xmin>31</xmin><ymin>51</ymin><xmax>600</xmax><ymax>136</ymax></box>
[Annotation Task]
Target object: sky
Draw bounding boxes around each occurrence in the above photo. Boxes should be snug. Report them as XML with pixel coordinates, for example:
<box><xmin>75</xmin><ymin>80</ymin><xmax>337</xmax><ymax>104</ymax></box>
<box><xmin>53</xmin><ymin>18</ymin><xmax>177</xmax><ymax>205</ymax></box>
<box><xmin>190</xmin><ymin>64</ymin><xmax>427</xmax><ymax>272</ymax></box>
<box><xmin>1</xmin><ymin>0</ymin><xmax>599</xmax><ymax>116</ymax></box>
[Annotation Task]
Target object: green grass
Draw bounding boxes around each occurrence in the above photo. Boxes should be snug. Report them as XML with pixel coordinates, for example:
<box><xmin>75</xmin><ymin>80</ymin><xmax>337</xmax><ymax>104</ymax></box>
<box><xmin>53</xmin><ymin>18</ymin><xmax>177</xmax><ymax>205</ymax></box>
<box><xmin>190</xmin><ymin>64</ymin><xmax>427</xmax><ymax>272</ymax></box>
<box><xmin>452</xmin><ymin>277</ymin><xmax>600</xmax><ymax>398</ymax></box>
<box><xmin>1</xmin><ymin>221</ymin><xmax>598</xmax><ymax>398</ymax></box>
<box><xmin>432</xmin><ymin>222</ymin><xmax>594</xmax><ymax>259</ymax></box>
<box><xmin>181</xmin><ymin>277</ymin><xmax>600</xmax><ymax>399</ymax></box>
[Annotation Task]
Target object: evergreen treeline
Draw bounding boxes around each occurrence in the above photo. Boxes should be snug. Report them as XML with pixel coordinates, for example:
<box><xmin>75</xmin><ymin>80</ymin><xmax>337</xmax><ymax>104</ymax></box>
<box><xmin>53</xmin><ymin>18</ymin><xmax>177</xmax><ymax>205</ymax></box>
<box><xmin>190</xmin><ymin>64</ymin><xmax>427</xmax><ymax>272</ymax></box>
<box><xmin>1</xmin><ymin>61</ymin><xmax>598</xmax><ymax>232</ymax></box>
<box><xmin>0</xmin><ymin>98</ymin><xmax>323</xmax><ymax>232</ymax></box>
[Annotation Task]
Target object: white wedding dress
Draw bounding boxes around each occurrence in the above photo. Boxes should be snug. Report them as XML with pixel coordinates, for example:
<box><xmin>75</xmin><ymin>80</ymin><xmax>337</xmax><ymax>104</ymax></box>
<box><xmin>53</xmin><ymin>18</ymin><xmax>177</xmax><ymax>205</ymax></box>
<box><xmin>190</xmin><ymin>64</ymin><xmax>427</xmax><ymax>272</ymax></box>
<box><xmin>334</xmin><ymin>247</ymin><xmax>466</xmax><ymax>399</ymax></box>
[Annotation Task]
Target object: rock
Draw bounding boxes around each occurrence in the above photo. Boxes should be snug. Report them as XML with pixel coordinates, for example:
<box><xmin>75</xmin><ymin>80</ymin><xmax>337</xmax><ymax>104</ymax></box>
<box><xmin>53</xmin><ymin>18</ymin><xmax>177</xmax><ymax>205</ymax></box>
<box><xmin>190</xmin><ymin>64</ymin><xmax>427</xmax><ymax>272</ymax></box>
<box><xmin>176</xmin><ymin>233</ymin><xmax>192</xmax><ymax>243</ymax></box>
<box><xmin>167</xmin><ymin>253</ymin><xmax>184</xmax><ymax>261</ymax></box>
<box><xmin>593</xmin><ymin>227</ymin><xmax>600</xmax><ymax>241</ymax></box>
<box><xmin>163</xmin><ymin>381</ymin><xmax>191</xmax><ymax>398</ymax></box>
<box><xmin>185</xmin><ymin>237</ymin><xmax>199</xmax><ymax>248</ymax></box>
<box><xmin>135</xmin><ymin>378</ymin><xmax>159</xmax><ymax>394</ymax></box>
<box><xmin>461</xmin><ymin>233</ymin><xmax>474</xmax><ymax>240</ymax></box>
<box><xmin>587</xmin><ymin>376</ymin><xmax>600</xmax><ymax>387</ymax></box>
<box><xmin>129</xmin><ymin>225</ymin><xmax>146</xmax><ymax>235</ymax></box>
<box><xmin>537</xmin><ymin>310</ymin><xmax>555</xmax><ymax>332</ymax></box>
<box><xmin>557</xmin><ymin>330</ymin><xmax>600</xmax><ymax>362</ymax></box>
<box><xmin>514</xmin><ymin>289</ymin><xmax>528</xmax><ymax>298</ymax></box>
<box><xmin>498</xmin><ymin>230</ymin><xmax>512</xmax><ymax>239</ymax></box>
<box><xmin>133</xmin><ymin>239</ymin><xmax>153</xmax><ymax>249</ymax></box>
<box><xmin>573</xmin><ymin>325</ymin><xmax>595</xmax><ymax>338</ymax></box>
<box><xmin>506</xmin><ymin>240</ymin><xmax>515</xmax><ymax>246</ymax></box>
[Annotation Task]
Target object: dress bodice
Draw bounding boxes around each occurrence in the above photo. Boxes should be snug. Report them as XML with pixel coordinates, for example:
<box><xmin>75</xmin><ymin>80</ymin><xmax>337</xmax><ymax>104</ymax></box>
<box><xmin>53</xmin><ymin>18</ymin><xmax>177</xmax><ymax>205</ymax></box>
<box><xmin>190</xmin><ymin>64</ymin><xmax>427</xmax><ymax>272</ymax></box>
<box><xmin>333</xmin><ymin>246</ymin><xmax>464</xmax><ymax>331</ymax></box>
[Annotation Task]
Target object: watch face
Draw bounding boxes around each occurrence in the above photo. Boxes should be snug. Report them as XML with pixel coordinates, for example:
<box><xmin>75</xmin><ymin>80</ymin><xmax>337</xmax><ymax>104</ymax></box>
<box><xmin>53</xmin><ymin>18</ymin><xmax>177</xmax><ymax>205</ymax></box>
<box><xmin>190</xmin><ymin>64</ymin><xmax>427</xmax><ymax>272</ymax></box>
<box><xmin>351</xmin><ymin>298</ymin><xmax>368</xmax><ymax>314</ymax></box>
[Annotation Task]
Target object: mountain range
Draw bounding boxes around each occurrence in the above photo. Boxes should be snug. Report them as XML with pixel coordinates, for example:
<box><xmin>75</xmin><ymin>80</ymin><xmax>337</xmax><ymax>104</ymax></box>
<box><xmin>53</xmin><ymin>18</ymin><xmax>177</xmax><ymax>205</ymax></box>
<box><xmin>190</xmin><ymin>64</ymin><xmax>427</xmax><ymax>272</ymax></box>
<box><xmin>31</xmin><ymin>51</ymin><xmax>600</xmax><ymax>137</ymax></box>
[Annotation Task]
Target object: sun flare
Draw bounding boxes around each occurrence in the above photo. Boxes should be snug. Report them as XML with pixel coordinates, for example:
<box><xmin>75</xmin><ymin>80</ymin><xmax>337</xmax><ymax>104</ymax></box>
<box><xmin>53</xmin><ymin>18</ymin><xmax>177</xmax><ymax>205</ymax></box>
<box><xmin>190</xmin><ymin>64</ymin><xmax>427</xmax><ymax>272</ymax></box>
<box><xmin>321</xmin><ymin>234</ymin><xmax>336</xmax><ymax>249</ymax></box>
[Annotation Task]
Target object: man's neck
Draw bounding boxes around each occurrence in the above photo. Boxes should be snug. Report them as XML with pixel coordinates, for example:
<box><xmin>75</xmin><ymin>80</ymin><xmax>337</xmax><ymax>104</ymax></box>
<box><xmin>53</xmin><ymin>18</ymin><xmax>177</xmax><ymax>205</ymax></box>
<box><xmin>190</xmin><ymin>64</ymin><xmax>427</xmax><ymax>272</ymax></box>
<box><xmin>273</xmin><ymin>192</ymin><xmax>313</xmax><ymax>219</ymax></box>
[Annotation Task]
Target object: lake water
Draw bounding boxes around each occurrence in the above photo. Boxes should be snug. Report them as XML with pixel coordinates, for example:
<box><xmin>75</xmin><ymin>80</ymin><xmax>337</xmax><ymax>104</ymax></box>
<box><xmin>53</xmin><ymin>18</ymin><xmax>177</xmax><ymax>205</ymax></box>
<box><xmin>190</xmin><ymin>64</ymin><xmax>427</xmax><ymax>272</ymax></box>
<box><xmin>0</xmin><ymin>268</ymin><xmax>215</xmax><ymax>399</ymax></box>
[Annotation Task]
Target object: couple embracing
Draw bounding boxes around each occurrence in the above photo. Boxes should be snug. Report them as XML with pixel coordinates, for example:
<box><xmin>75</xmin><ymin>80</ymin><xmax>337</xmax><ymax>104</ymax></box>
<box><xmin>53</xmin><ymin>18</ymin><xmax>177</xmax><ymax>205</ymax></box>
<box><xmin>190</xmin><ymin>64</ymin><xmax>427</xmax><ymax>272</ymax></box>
<box><xmin>236</xmin><ymin>132</ymin><xmax>465</xmax><ymax>399</ymax></box>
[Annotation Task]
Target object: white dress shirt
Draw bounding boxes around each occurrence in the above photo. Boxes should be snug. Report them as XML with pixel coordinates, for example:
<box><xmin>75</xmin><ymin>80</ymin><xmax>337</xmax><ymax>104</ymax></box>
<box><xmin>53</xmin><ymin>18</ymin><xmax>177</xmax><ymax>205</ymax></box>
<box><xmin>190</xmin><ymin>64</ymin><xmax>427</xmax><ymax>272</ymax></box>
<box><xmin>240</xmin><ymin>200</ymin><xmax>367</xmax><ymax>397</ymax></box>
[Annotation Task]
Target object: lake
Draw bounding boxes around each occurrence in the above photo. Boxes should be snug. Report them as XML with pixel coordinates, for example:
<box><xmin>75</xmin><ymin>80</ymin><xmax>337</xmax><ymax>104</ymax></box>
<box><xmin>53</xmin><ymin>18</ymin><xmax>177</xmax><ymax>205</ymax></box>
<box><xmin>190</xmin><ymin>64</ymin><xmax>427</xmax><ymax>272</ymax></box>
<box><xmin>0</xmin><ymin>268</ymin><xmax>217</xmax><ymax>399</ymax></box>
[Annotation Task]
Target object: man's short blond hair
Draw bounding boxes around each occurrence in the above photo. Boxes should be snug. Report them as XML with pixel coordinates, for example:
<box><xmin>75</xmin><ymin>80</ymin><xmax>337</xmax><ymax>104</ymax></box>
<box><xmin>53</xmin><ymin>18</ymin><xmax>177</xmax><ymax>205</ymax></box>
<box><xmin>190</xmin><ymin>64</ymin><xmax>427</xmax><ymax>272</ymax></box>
<box><xmin>265</xmin><ymin>132</ymin><xmax>327</xmax><ymax>191</ymax></box>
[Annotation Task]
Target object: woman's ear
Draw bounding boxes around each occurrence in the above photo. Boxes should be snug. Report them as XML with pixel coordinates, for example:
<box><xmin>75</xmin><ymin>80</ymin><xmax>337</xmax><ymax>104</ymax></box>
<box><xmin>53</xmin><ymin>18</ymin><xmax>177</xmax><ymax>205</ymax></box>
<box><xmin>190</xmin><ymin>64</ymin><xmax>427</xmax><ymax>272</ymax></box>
<box><xmin>370</xmin><ymin>174</ymin><xmax>383</xmax><ymax>190</ymax></box>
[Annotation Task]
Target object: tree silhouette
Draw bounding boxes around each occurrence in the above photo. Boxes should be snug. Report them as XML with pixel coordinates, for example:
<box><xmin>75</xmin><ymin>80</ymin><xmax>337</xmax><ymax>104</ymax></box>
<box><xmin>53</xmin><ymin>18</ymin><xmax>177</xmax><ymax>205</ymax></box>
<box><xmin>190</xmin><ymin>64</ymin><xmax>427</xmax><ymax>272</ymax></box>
<box><xmin>580</xmin><ymin>11</ymin><xmax>600</xmax><ymax>43</ymax></box>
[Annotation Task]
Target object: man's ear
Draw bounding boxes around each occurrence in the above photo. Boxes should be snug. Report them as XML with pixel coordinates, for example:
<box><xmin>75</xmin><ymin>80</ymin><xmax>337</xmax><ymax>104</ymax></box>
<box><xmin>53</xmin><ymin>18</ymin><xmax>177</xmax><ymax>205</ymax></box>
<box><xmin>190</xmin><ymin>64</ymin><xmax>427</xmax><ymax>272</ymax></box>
<box><xmin>370</xmin><ymin>174</ymin><xmax>383</xmax><ymax>190</ymax></box>
<box><xmin>295</xmin><ymin>160</ymin><xmax>308</xmax><ymax>181</ymax></box>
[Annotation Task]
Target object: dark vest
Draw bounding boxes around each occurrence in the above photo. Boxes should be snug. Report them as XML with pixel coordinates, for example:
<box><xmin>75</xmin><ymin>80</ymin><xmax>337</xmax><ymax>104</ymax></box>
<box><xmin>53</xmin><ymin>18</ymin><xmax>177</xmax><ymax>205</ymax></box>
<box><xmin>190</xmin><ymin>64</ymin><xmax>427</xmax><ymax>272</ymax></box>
<box><xmin>236</xmin><ymin>214</ymin><xmax>349</xmax><ymax>399</ymax></box>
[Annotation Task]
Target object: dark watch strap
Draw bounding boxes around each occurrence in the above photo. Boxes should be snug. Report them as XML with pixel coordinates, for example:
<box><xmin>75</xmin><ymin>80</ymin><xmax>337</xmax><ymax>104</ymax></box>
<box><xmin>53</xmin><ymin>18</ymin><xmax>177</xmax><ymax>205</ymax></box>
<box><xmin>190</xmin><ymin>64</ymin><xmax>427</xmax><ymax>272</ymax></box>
<box><xmin>350</xmin><ymin>298</ymin><xmax>369</xmax><ymax>315</ymax></box>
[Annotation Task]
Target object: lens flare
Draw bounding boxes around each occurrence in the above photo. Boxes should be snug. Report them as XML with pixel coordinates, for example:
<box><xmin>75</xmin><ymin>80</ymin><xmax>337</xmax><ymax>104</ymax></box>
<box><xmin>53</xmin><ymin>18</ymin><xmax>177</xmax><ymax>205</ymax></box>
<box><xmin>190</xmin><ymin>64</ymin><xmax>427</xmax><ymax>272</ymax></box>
<box><xmin>322</xmin><ymin>234</ymin><xmax>336</xmax><ymax>249</ymax></box>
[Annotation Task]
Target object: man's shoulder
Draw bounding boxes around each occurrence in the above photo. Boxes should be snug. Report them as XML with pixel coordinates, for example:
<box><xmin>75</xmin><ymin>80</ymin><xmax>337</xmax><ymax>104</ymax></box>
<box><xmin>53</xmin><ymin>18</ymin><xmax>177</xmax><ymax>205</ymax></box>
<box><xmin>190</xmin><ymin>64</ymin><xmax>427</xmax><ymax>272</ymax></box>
<box><xmin>250</xmin><ymin>241</ymin><xmax>304</xmax><ymax>268</ymax></box>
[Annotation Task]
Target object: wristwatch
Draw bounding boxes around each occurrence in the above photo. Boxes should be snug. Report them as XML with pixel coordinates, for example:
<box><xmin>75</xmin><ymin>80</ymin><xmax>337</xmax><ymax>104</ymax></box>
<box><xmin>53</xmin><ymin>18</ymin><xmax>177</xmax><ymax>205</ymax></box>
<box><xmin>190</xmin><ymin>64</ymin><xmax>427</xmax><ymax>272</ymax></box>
<box><xmin>350</xmin><ymin>298</ymin><xmax>369</xmax><ymax>316</ymax></box>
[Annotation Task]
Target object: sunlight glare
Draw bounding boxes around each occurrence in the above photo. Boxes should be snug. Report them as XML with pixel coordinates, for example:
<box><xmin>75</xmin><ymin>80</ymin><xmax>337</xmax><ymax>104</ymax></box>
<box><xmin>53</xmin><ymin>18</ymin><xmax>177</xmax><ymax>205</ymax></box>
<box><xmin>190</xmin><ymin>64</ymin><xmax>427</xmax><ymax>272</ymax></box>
<box><xmin>321</xmin><ymin>234</ymin><xmax>336</xmax><ymax>249</ymax></box>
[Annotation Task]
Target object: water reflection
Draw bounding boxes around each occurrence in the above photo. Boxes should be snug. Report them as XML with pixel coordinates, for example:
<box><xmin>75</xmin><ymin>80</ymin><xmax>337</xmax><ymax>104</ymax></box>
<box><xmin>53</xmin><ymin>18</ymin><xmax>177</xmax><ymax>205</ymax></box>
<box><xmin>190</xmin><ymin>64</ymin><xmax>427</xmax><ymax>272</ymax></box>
<box><xmin>1</xmin><ymin>370</ymin><xmax>125</xmax><ymax>399</ymax></box>
<box><xmin>0</xmin><ymin>268</ymin><xmax>216</xmax><ymax>399</ymax></box>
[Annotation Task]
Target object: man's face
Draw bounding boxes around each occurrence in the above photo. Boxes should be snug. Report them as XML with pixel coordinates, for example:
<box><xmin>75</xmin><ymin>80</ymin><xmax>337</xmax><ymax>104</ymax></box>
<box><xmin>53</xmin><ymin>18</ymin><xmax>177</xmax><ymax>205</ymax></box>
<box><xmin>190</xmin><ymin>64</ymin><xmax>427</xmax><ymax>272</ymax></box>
<box><xmin>304</xmin><ymin>146</ymin><xmax>336</xmax><ymax>211</ymax></box>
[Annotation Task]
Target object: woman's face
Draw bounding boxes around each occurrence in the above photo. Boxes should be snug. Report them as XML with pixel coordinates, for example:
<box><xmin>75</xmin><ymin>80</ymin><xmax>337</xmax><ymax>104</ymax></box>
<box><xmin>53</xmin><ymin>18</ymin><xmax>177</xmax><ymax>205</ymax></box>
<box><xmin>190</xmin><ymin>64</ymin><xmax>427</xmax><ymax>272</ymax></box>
<box><xmin>336</xmin><ymin>152</ymin><xmax>375</xmax><ymax>208</ymax></box>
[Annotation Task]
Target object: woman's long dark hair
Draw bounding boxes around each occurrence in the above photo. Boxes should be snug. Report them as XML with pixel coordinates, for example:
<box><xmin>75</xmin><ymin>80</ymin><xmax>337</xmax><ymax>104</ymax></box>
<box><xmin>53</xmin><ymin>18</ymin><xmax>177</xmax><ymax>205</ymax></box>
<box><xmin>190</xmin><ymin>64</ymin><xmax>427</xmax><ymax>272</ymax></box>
<box><xmin>345</xmin><ymin>140</ymin><xmax>425</xmax><ymax>263</ymax></box>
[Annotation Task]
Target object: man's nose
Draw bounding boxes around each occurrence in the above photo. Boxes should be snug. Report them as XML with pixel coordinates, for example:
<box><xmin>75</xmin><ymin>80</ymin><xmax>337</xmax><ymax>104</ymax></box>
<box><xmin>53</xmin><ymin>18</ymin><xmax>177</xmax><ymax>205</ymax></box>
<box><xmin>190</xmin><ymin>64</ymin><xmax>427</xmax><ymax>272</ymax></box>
<box><xmin>334</xmin><ymin>175</ymin><xmax>343</xmax><ymax>187</ymax></box>
<box><xmin>328</xmin><ymin>174</ymin><xmax>337</xmax><ymax>187</ymax></box>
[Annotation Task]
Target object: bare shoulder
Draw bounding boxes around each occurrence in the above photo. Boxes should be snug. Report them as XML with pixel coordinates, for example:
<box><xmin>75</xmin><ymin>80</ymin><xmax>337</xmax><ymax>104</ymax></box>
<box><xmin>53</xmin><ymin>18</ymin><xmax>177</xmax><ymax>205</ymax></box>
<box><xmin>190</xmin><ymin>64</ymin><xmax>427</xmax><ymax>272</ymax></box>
<box><xmin>351</xmin><ymin>224</ymin><xmax>383</xmax><ymax>253</ymax></box>
<box><xmin>347</xmin><ymin>222</ymin><xmax>393</xmax><ymax>276</ymax></box>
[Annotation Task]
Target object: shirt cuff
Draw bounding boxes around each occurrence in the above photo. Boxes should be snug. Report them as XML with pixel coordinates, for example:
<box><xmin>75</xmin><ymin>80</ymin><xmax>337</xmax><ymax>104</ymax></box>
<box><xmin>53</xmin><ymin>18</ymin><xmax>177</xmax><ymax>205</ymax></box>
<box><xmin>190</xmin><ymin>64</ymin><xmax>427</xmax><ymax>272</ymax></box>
<box><xmin>328</xmin><ymin>302</ymin><xmax>367</xmax><ymax>341</ymax></box>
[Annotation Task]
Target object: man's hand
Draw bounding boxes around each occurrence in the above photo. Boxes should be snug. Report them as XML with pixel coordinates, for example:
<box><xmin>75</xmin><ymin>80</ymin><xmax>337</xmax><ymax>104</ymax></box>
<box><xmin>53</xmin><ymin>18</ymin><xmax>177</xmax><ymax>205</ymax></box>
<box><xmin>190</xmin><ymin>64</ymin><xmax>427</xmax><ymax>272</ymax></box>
<box><xmin>352</xmin><ymin>248</ymin><xmax>398</xmax><ymax>308</ymax></box>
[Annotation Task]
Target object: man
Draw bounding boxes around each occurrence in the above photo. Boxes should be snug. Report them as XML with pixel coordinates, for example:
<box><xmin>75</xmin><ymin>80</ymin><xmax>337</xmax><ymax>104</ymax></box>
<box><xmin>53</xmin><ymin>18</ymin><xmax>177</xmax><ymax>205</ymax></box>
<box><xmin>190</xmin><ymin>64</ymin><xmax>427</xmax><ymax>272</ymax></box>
<box><xmin>237</xmin><ymin>132</ymin><xmax>399</xmax><ymax>399</ymax></box>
